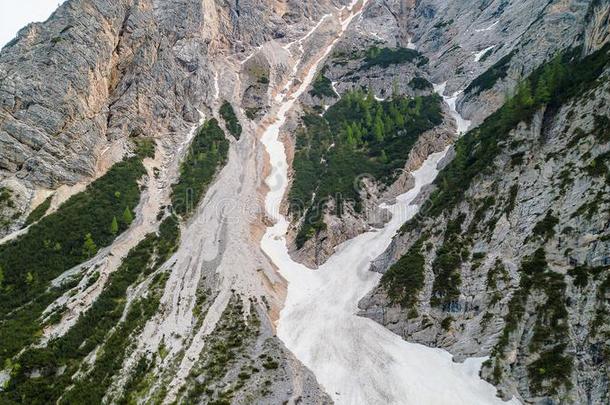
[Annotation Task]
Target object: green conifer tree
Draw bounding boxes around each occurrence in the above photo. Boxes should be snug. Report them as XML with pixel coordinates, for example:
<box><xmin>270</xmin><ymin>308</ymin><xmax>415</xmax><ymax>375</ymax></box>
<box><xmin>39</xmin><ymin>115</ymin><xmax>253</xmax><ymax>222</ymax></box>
<box><xmin>374</xmin><ymin>116</ymin><xmax>385</xmax><ymax>142</ymax></box>
<box><xmin>518</xmin><ymin>80</ymin><xmax>534</xmax><ymax>107</ymax></box>
<box><xmin>82</xmin><ymin>233</ymin><xmax>98</xmax><ymax>258</ymax></box>
<box><xmin>535</xmin><ymin>76</ymin><xmax>552</xmax><ymax>104</ymax></box>
<box><xmin>123</xmin><ymin>207</ymin><xmax>134</xmax><ymax>226</ymax></box>
<box><xmin>110</xmin><ymin>216</ymin><xmax>119</xmax><ymax>235</ymax></box>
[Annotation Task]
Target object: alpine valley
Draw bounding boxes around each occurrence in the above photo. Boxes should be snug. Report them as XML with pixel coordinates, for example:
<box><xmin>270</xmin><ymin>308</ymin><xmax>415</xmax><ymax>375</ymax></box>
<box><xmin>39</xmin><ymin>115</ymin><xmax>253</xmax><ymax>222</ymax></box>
<box><xmin>0</xmin><ymin>0</ymin><xmax>609</xmax><ymax>404</ymax></box>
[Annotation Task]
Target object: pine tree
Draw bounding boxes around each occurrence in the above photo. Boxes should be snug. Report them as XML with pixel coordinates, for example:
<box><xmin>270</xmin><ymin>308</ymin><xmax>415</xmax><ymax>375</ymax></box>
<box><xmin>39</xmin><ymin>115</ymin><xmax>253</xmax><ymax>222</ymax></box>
<box><xmin>82</xmin><ymin>233</ymin><xmax>98</xmax><ymax>258</ymax></box>
<box><xmin>374</xmin><ymin>116</ymin><xmax>385</xmax><ymax>142</ymax></box>
<box><xmin>517</xmin><ymin>80</ymin><xmax>534</xmax><ymax>107</ymax></box>
<box><xmin>547</xmin><ymin>54</ymin><xmax>565</xmax><ymax>90</ymax></box>
<box><xmin>501</xmin><ymin>90</ymin><xmax>517</xmax><ymax>126</ymax></box>
<box><xmin>352</xmin><ymin>123</ymin><xmax>363</xmax><ymax>144</ymax></box>
<box><xmin>380</xmin><ymin>150</ymin><xmax>389</xmax><ymax>164</ymax></box>
<box><xmin>346</xmin><ymin>132</ymin><xmax>357</xmax><ymax>149</ymax></box>
<box><xmin>390</xmin><ymin>103</ymin><xmax>404</xmax><ymax>128</ymax></box>
<box><xmin>535</xmin><ymin>76</ymin><xmax>551</xmax><ymax>104</ymax></box>
<box><xmin>345</xmin><ymin>124</ymin><xmax>354</xmax><ymax>143</ymax></box>
<box><xmin>413</xmin><ymin>97</ymin><xmax>423</xmax><ymax>116</ymax></box>
<box><xmin>364</xmin><ymin>108</ymin><xmax>373</xmax><ymax>128</ymax></box>
<box><xmin>375</xmin><ymin>105</ymin><xmax>383</xmax><ymax>119</ymax></box>
<box><xmin>123</xmin><ymin>206</ymin><xmax>134</xmax><ymax>226</ymax></box>
<box><xmin>110</xmin><ymin>216</ymin><xmax>119</xmax><ymax>235</ymax></box>
<box><xmin>384</xmin><ymin>114</ymin><xmax>395</xmax><ymax>135</ymax></box>
<box><xmin>0</xmin><ymin>266</ymin><xmax>4</xmax><ymax>289</ymax></box>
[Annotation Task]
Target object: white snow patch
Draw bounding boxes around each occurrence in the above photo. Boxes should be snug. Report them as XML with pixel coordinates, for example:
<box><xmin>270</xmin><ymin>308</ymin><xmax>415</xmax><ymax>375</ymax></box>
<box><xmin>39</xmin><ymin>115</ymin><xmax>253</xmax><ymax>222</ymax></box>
<box><xmin>473</xmin><ymin>45</ymin><xmax>495</xmax><ymax>62</ymax></box>
<box><xmin>407</xmin><ymin>37</ymin><xmax>416</xmax><ymax>50</ymax></box>
<box><xmin>475</xmin><ymin>21</ymin><xmax>499</xmax><ymax>32</ymax></box>
<box><xmin>434</xmin><ymin>82</ymin><xmax>471</xmax><ymax>135</ymax></box>
<box><xmin>330</xmin><ymin>81</ymin><xmax>340</xmax><ymax>97</ymax></box>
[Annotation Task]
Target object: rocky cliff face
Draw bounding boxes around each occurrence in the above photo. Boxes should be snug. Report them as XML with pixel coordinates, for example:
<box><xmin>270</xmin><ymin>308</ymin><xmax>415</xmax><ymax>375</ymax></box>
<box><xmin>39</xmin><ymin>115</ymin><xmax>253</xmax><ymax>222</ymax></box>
<box><xmin>0</xmin><ymin>0</ymin><xmax>347</xmax><ymax>237</ymax></box>
<box><xmin>404</xmin><ymin>0</ymin><xmax>596</xmax><ymax>124</ymax></box>
<box><xmin>360</xmin><ymin>21</ymin><xmax>610</xmax><ymax>405</ymax></box>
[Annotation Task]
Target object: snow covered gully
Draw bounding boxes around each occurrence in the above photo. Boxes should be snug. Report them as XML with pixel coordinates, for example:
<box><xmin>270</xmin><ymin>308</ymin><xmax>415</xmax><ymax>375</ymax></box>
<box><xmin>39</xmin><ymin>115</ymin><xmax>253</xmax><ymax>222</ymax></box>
<box><xmin>260</xmin><ymin>2</ymin><xmax>519</xmax><ymax>404</ymax></box>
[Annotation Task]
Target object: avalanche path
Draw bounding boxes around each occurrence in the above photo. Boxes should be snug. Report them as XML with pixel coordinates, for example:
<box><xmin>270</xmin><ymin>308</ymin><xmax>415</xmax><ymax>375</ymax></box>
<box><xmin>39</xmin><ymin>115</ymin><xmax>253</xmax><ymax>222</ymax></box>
<box><xmin>260</xmin><ymin>2</ymin><xmax>519</xmax><ymax>404</ymax></box>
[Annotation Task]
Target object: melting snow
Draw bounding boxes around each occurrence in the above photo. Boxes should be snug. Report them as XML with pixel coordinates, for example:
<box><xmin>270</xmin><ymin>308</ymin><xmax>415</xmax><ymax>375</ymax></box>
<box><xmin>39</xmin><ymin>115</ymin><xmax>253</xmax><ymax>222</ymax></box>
<box><xmin>260</xmin><ymin>2</ymin><xmax>518</xmax><ymax>402</ymax></box>
<box><xmin>475</xmin><ymin>21</ymin><xmax>499</xmax><ymax>33</ymax></box>
<box><xmin>473</xmin><ymin>45</ymin><xmax>495</xmax><ymax>62</ymax></box>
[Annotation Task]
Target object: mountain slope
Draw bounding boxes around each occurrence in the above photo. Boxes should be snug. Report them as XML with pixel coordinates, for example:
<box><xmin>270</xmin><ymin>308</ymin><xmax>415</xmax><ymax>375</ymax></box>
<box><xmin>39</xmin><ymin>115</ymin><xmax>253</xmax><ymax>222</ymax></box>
<box><xmin>0</xmin><ymin>0</ymin><xmax>608</xmax><ymax>404</ymax></box>
<box><xmin>361</xmin><ymin>33</ymin><xmax>610</xmax><ymax>405</ymax></box>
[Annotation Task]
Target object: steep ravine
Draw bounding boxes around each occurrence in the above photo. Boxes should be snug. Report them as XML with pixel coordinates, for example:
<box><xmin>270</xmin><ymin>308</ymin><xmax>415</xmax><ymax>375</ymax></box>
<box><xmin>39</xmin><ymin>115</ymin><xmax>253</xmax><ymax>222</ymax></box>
<box><xmin>259</xmin><ymin>2</ymin><xmax>518</xmax><ymax>403</ymax></box>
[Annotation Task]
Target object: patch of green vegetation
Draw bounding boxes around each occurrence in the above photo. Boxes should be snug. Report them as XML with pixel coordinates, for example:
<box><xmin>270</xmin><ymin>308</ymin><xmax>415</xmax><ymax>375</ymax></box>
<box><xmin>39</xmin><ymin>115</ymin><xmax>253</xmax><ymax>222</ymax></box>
<box><xmin>568</xmin><ymin>264</ymin><xmax>607</xmax><ymax>289</ymax></box>
<box><xmin>430</xmin><ymin>214</ymin><xmax>467</xmax><ymax>308</ymax></box>
<box><xmin>0</xmin><ymin>187</ymin><xmax>17</xmax><ymax>233</ymax></box>
<box><xmin>468</xmin><ymin>196</ymin><xmax>496</xmax><ymax>233</ymax></box>
<box><xmin>487</xmin><ymin>249</ymin><xmax>573</xmax><ymax>395</ymax></box>
<box><xmin>245</xmin><ymin>107</ymin><xmax>261</xmax><ymax>120</ymax></box>
<box><xmin>182</xmin><ymin>297</ymin><xmax>261</xmax><ymax>404</ymax></box>
<box><xmin>590</xmin><ymin>273</ymin><xmax>610</xmax><ymax>338</ymax></box>
<box><xmin>593</xmin><ymin>114</ymin><xmax>610</xmax><ymax>143</ymax></box>
<box><xmin>441</xmin><ymin>316</ymin><xmax>454</xmax><ymax>331</ymax></box>
<box><xmin>414</xmin><ymin>45</ymin><xmax>610</xmax><ymax>224</ymax></box>
<box><xmin>572</xmin><ymin>190</ymin><xmax>605</xmax><ymax>220</ymax></box>
<box><xmin>244</xmin><ymin>64</ymin><xmax>269</xmax><ymax>84</ymax></box>
<box><xmin>219</xmin><ymin>101</ymin><xmax>242</xmax><ymax>139</ymax></box>
<box><xmin>262</xmin><ymin>358</ymin><xmax>279</xmax><ymax>370</ymax></box>
<box><xmin>134</xmin><ymin>137</ymin><xmax>156</xmax><ymax>159</ymax></box>
<box><xmin>1</xmin><ymin>215</ymin><xmax>179</xmax><ymax>404</ymax></box>
<box><xmin>290</xmin><ymin>90</ymin><xmax>443</xmax><ymax>248</ymax></box>
<box><xmin>566</xmin><ymin>127</ymin><xmax>589</xmax><ymax>148</ymax></box>
<box><xmin>528</xmin><ymin>344</ymin><xmax>573</xmax><ymax>395</ymax></box>
<box><xmin>532</xmin><ymin>210</ymin><xmax>559</xmax><ymax>240</ymax></box>
<box><xmin>486</xmin><ymin>259</ymin><xmax>509</xmax><ymax>291</ymax></box>
<box><xmin>586</xmin><ymin>151</ymin><xmax>610</xmax><ymax>181</ymax></box>
<box><xmin>464</xmin><ymin>51</ymin><xmax>515</xmax><ymax>96</ymax></box>
<box><xmin>309</xmin><ymin>73</ymin><xmax>337</xmax><ymax>99</ymax></box>
<box><xmin>0</xmin><ymin>187</ymin><xmax>13</xmax><ymax>208</ymax></box>
<box><xmin>0</xmin><ymin>150</ymin><xmax>149</xmax><ymax>365</ymax></box>
<box><xmin>381</xmin><ymin>238</ymin><xmax>426</xmax><ymax>309</ymax></box>
<box><xmin>360</xmin><ymin>46</ymin><xmax>428</xmax><ymax>70</ymax></box>
<box><xmin>510</xmin><ymin>151</ymin><xmax>525</xmax><ymax>167</ymax></box>
<box><xmin>433</xmin><ymin>19</ymin><xmax>454</xmax><ymax>29</ymax></box>
<box><xmin>24</xmin><ymin>196</ymin><xmax>52</xmax><ymax>226</ymax></box>
<box><xmin>408</xmin><ymin>76</ymin><xmax>433</xmax><ymax>91</ymax></box>
<box><xmin>171</xmin><ymin>119</ymin><xmax>229</xmax><ymax>217</ymax></box>
<box><xmin>557</xmin><ymin>168</ymin><xmax>573</xmax><ymax>191</ymax></box>
<box><xmin>494</xmin><ymin>249</ymin><xmax>546</xmax><ymax>353</ymax></box>
<box><xmin>119</xmin><ymin>356</ymin><xmax>154</xmax><ymax>404</ymax></box>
